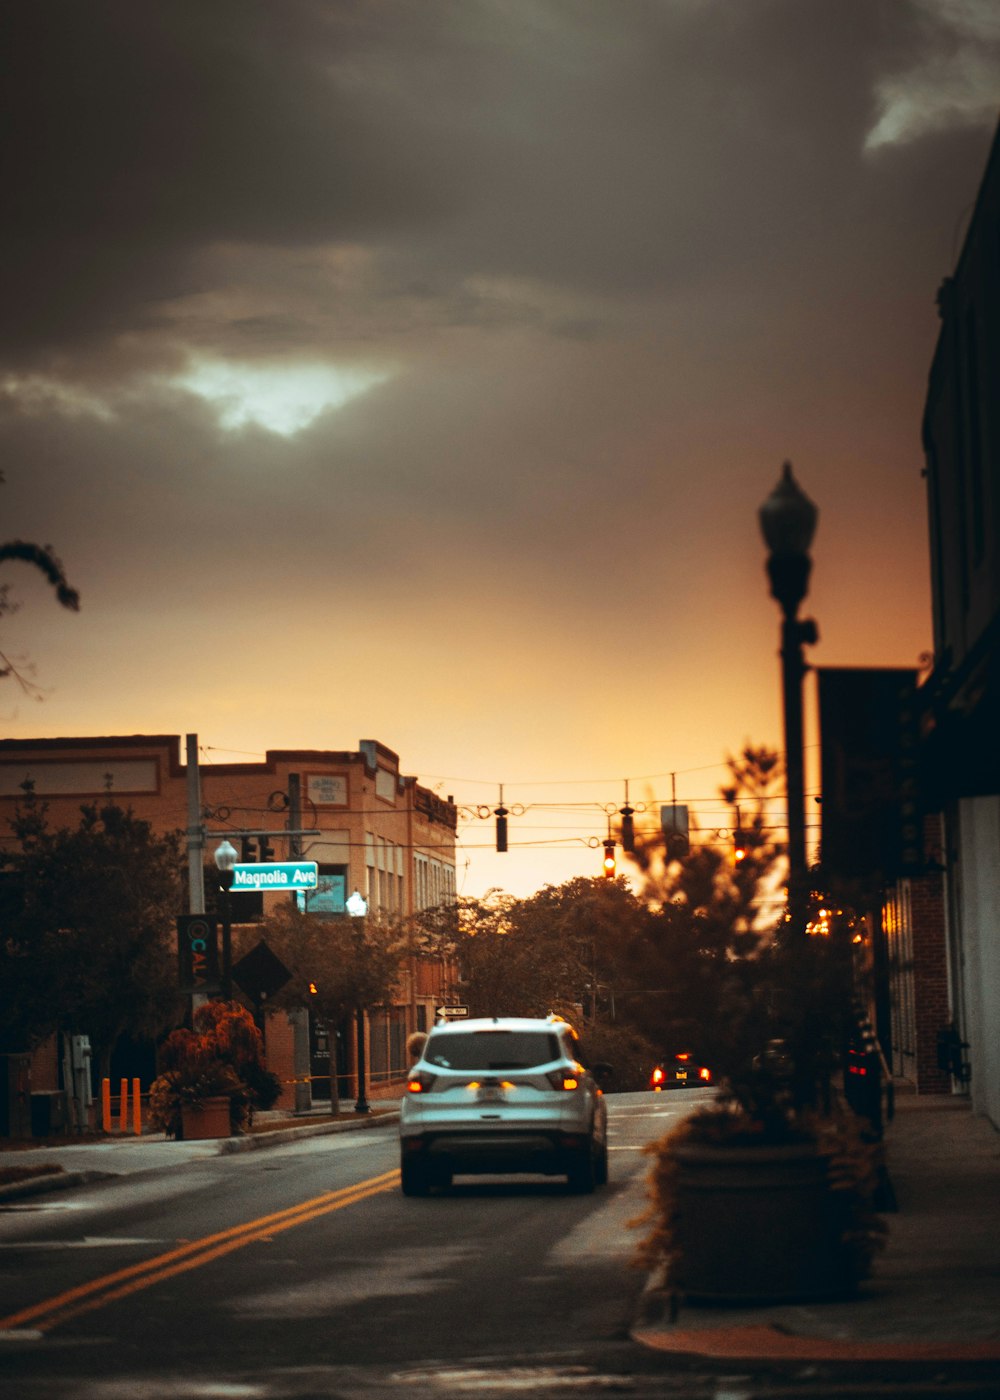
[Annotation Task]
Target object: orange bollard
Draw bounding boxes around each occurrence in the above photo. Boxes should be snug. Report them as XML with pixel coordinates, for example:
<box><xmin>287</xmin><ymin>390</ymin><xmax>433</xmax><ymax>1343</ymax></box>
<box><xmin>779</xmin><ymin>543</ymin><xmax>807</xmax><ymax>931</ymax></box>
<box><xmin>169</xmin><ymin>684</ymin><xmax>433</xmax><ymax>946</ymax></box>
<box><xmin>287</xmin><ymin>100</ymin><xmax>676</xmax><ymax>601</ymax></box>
<box><xmin>132</xmin><ymin>1078</ymin><xmax>141</xmax><ymax>1135</ymax></box>
<box><xmin>119</xmin><ymin>1078</ymin><xmax>128</xmax><ymax>1133</ymax></box>
<box><xmin>102</xmin><ymin>1078</ymin><xmax>112</xmax><ymax>1133</ymax></box>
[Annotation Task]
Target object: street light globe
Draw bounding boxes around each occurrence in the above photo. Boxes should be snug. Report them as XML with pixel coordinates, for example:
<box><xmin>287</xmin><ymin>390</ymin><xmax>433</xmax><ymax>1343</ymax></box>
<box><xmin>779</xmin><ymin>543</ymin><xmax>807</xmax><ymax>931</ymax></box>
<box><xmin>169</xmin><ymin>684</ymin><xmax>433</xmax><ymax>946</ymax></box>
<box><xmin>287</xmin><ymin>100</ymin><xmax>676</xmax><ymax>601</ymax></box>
<box><xmin>214</xmin><ymin>839</ymin><xmax>238</xmax><ymax>876</ymax></box>
<box><xmin>346</xmin><ymin>890</ymin><xmax>369</xmax><ymax>918</ymax></box>
<box><xmin>759</xmin><ymin>461</ymin><xmax>818</xmax><ymax>558</ymax></box>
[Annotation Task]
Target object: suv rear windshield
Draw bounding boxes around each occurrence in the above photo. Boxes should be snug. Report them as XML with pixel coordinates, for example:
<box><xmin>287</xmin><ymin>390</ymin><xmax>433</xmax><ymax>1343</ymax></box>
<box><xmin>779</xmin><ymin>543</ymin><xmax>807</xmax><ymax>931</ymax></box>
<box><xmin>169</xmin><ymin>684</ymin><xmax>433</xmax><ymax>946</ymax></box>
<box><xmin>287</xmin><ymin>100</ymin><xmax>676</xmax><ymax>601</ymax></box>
<box><xmin>425</xmin><ymin>1030</ymin><xmax>561</xmax><ymax>1071</ymax></box>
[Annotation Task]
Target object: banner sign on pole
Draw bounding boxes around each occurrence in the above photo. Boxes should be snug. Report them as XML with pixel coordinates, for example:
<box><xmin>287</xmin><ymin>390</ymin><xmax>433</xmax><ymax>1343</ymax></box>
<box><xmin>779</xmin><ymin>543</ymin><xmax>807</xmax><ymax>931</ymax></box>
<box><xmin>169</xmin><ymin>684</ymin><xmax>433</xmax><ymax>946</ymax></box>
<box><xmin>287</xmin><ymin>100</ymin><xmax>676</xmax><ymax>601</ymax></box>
<box><xmin>177</xmin><ymin>915</ymin><xmax>219</xmax><ymax>994</ymax></box>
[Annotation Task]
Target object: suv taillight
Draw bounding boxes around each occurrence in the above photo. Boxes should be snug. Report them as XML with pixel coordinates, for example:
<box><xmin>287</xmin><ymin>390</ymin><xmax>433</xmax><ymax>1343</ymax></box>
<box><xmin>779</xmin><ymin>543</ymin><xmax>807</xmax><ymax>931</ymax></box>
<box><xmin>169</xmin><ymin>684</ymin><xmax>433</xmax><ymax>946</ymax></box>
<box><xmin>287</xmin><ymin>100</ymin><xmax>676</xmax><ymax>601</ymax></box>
<box><xmin>407</xmin><ymin>1071</ymin><xmax>437</xmax><ymax>1094</ymax></box>
<box><xmin>546</xmin><ymin>1069</ymin><xmax>581</xmax><ymax>1091</ymax></box>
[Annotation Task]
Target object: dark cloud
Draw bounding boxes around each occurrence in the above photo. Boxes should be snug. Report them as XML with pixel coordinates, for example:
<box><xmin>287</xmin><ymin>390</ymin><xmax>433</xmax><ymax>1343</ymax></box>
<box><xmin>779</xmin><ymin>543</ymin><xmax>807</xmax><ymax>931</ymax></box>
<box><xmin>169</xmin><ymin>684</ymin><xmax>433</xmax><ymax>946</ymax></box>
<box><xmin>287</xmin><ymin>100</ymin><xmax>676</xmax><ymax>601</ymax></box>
<box><xmin>6</xmin><ymin>0</ymin><xmax>995</xmax><ymax>377</ymax></box>
<box><xmin>1</xmin><ymin>1</ymin><xmax>998</xmax><ymax>866</ymax></box>
<box><xmin>1</xmin><ymin>1</ymin><xmax>443</xmax><ymax>364</ymax></box>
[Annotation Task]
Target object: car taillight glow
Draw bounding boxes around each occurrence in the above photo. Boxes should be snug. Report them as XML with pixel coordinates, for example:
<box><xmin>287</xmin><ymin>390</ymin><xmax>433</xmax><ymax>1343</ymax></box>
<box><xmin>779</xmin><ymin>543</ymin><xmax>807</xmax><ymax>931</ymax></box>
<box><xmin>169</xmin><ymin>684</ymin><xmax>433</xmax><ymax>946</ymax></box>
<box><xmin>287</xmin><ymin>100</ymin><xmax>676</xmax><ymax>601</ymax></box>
<box><xmin>699</xmin><ymin>1067</ymin><xmax>712</xmax><ymax>1082</ymax></box>
<box><xmin>407</xmin><ymin>1071</ymin><xmax>437</xmax><ymax>1093</ymax></box>
<box><xmin>650</xmin><ymin>1066</ymin><xmax>665</xmax><ymax>1087</ymax></box>
<box><xmin>546</xmin><ymin>1070</ymin><xmax>580</xmax><ymax>1090</ymax></box>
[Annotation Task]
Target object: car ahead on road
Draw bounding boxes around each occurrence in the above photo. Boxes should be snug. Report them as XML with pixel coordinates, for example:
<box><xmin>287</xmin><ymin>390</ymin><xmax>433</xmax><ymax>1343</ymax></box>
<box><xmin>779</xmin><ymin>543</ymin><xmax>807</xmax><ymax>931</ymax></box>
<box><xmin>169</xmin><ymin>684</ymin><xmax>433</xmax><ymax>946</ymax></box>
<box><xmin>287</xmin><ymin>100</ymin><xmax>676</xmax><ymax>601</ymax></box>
<box><xmin>649</xmin><ymin>1052</ymin><xmax>712</xmax><ymax>1091</ymax></box>
<box><xmin>399</xmin><ymin>1015</ymin><xmax>609</xmax><ymax>1196</ymax></box>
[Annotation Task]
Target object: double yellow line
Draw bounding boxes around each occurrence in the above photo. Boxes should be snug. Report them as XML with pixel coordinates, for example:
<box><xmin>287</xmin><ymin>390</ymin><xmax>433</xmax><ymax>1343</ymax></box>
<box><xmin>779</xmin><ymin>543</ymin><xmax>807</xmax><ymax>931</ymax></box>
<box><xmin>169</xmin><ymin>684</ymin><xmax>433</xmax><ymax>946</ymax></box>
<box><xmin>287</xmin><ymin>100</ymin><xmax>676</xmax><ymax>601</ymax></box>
<box><xmin>0</xmin><ymin>1168</ymin><xmax>399</xmax><ymax>1335</ymax></box>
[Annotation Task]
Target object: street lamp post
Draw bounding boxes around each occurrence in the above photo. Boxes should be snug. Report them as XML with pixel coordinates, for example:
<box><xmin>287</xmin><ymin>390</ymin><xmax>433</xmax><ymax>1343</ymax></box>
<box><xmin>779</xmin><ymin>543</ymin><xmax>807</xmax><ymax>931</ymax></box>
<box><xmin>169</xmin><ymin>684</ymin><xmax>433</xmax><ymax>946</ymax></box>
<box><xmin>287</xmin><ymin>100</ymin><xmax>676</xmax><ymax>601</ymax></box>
<box><xmin>214</xmin><ymin>839</ymin><xmax>238</xmax><ymax>999</ymax></box>
<box><xmin>759</xmin><ymin>462</ymin><xmax>819</xmax><ymax>937</ymax></box>
<box><xmin>347</xmin><ymin>890</ymin><xmax>370</xmax><ymax>1113</ymax></box>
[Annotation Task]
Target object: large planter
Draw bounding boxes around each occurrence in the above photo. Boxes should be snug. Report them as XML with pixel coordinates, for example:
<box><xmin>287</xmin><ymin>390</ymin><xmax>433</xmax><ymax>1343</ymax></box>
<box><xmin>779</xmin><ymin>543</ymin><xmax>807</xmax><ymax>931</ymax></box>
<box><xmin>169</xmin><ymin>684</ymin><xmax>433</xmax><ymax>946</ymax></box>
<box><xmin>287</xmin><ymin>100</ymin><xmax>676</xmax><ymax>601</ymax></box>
<box><xmin>179</xmin><ymin>1095</ymin><xmax>233</xmax><ymax>1141</ymax></box>
<box><xmin>672</xmin><ymin>1138</ymin><xmax>857</xmax><ymax>1303</ymax></box>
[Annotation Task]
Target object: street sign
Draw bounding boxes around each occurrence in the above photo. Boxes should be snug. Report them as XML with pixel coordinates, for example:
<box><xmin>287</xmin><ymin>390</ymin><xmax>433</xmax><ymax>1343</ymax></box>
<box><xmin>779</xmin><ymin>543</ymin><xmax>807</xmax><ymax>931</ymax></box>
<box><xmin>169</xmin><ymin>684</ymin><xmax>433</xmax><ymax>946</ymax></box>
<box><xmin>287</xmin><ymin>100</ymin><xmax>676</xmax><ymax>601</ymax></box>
<box><xmin>232</xmin><ymin>939</ymin><xmax>292</xmax><ymax>1002</ymax></box>
<box><xmin>232</xmin><ymin>862</ymin><xmax>318</xmax><ymax>891</ymax></box>
<box><xmin>437</xmin><ymin>1005</ymin><xmax>469</xmax><ymax>1020</ymax></box>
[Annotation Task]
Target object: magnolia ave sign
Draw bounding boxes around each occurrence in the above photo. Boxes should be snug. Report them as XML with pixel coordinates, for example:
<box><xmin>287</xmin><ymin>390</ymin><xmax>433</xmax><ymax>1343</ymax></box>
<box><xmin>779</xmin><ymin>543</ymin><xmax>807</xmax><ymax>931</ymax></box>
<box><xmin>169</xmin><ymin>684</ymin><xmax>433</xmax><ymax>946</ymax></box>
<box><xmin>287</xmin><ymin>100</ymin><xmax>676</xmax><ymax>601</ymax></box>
<box><xmin>233</xmin><ymin>862</ymin><xmax>319</xmax><ymax>891</ymax></box>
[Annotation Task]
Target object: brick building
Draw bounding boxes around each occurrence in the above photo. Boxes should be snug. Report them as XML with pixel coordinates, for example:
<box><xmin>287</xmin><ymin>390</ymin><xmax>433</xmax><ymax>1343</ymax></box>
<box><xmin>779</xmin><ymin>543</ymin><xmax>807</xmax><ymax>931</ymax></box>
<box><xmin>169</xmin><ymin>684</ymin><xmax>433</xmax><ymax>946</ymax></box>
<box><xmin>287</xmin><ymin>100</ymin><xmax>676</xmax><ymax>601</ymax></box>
<box><xmin>0</xmin><ymin>734</ymin><xmax>458</xmax><ymax>1116</ymax></box>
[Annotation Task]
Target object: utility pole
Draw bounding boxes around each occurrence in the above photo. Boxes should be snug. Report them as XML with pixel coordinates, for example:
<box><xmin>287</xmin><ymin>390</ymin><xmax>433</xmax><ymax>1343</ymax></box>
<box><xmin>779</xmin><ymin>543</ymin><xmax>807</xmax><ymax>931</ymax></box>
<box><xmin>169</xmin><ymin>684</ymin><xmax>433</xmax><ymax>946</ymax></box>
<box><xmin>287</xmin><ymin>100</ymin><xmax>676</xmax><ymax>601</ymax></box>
<box><xmin>186</xmin><ymin>734</ymin><xmax>205</xmax><ymax>915</ymax></box>
<box><xmin>288</xmin><ymin>773</ymin><xmax>302</xmax><ymax>860</ymax></box>
<box><xmin>286</xmin><ymin>772</ymin><xmax>311</xmax><ymax>1113</ymax></box>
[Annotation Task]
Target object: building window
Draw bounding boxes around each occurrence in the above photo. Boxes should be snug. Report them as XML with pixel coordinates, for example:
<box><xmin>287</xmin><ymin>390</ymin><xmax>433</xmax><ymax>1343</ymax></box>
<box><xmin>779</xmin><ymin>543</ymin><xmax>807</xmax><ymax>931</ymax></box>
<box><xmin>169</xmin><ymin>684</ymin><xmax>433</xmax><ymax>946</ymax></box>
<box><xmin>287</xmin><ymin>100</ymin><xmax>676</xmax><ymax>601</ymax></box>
<box><xmin>369</xmin><ymin>1006</ymin><xmax>407</xmax><ymax>1084</ymax></box>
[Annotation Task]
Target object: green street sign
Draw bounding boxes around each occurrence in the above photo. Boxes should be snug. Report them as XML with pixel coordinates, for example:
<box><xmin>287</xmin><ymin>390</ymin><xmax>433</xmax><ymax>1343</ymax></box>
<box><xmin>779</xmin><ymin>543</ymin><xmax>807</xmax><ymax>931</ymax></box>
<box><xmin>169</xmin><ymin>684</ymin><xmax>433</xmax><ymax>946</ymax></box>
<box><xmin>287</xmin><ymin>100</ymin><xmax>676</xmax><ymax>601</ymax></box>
<box><xmin>232</xmin><ymin>862</ymin><xmax>318</xmax><ymax>891</ymax></box>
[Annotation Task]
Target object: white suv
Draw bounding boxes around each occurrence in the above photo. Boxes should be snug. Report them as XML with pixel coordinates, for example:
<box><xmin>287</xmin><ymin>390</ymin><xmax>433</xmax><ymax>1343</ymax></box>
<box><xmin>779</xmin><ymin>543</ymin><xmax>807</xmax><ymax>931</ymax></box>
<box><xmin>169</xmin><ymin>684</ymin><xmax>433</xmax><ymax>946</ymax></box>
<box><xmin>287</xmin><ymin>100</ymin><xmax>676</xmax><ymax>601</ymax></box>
<box><xmin>399</xmin><ymin>1015</ymin><xmax>609</xmax><ymax>1195</ymax></box>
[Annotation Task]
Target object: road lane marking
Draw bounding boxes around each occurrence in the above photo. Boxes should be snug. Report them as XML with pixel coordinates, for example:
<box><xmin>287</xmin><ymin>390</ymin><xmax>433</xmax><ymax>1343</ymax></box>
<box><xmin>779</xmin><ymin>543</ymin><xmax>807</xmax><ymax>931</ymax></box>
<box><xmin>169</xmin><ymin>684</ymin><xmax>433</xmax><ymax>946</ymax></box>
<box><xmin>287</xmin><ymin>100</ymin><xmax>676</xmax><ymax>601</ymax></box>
<box><xmin>0</xmin><ymin>1168</ymin><xmax>399</xmax><ymax>1334</ymax></box>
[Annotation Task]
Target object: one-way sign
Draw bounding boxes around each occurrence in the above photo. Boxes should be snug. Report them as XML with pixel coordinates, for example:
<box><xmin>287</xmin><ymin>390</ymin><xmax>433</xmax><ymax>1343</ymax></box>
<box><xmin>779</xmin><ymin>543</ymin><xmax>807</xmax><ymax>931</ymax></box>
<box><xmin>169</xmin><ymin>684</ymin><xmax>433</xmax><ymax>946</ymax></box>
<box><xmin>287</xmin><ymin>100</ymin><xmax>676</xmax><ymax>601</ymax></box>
<box><xmin>233</xmin><ymin>862</ymin><xmax>318</xmax><ymax>891</ymax></box>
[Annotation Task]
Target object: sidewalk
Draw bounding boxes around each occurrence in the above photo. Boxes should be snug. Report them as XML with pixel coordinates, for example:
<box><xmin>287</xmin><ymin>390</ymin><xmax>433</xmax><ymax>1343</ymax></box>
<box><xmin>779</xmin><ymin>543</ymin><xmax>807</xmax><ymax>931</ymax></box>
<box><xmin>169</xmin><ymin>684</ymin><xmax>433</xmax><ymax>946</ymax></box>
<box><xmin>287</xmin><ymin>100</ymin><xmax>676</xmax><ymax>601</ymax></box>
<box><xmin>0</xmin><ymin>1103</ymin><xmax>402</xmax><ymax>1200</ymax></box>
<box><xmin>630</xmin><ymin>1094</ymin><xmax>1000</xmax><ymax>1366</ymax></box>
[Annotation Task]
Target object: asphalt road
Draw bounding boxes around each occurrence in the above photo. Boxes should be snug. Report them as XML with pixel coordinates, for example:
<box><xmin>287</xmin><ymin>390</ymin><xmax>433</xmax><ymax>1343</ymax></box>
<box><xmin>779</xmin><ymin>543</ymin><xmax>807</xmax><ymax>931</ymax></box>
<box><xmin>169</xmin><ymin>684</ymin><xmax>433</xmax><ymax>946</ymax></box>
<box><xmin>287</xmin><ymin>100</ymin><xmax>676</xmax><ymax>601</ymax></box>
<box><xmin>0</xmin><ymin>1090</ymin><xmax>717</xmax><ymax>1399</ymax></box>
<box><xmin>5</xmin><ymin>1092</ymin><xmax>996</xmax><ymax>1400</ymax></box>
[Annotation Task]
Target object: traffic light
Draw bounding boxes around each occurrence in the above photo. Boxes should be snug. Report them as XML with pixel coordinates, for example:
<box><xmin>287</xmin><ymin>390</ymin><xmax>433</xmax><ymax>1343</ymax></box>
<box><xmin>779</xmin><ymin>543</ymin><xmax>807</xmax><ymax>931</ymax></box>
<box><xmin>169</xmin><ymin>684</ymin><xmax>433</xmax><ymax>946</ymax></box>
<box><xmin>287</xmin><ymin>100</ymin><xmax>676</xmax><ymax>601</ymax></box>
<box><xmin>661</xmin><ymin>804</ymin><xmax>689</xmax><ymax>861</ymax></box>
<box><xmin>308</xmin><ymin>980</ymin><xmax>318</xmax><ymax>996</ymax></box>
<box><xmin>620</xmin><ymin>804</ymin><xmax>635</xmax><ymax>853</ymax></box>
<box><xmin>734</xmin><ymin>830</ymin><xmax>748</xmax><ymax>863</ymax></box>
<box><xmin>495</xmin><ymin>805</ymin><xmax>508</xmax><ymax>853</ymax></box>
<box><xmin>259</xmin><ymin>836</ymin><xmax>275</xmax><ymax>861</ymax></box>
<box><xmin>602</xmin><ymin>838</ymin><xmax>617</xmax><ymax>879</ymax></box>
<box><xmin>240</xmin><ymin>836</ymin><xmax>257</xmax><ymax>862</ymax></box>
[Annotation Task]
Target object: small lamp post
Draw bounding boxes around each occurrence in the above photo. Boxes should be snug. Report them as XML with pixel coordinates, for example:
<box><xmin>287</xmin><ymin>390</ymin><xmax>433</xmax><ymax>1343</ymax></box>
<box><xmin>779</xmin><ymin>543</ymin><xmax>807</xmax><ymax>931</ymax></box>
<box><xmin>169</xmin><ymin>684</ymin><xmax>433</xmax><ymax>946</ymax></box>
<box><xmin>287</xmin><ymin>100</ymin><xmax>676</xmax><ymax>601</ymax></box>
<box><xmin>347</xmin><ymin>890</ymin><xmax>370</xmax><ymax>1113</ymax></box>
<box><xmin>759</xmin><ymin>462</ymin><xmax>819</xmax><ymax>937</ymax></box>
<box><xmin>214</xmin><ymin>839</ymin><xmax>239</xmax><ymax>999</ymax></box>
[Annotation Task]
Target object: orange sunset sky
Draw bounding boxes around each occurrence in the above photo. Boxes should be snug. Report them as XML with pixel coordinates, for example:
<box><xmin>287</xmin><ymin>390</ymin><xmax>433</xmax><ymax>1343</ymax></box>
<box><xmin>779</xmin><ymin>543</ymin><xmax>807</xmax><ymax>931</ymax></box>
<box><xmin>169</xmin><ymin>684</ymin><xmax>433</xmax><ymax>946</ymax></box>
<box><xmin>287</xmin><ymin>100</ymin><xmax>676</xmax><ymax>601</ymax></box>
<box><xmin>2</xmin><ymin>3</ymin><xmax>998</xmax><ymax>897</ymax></box>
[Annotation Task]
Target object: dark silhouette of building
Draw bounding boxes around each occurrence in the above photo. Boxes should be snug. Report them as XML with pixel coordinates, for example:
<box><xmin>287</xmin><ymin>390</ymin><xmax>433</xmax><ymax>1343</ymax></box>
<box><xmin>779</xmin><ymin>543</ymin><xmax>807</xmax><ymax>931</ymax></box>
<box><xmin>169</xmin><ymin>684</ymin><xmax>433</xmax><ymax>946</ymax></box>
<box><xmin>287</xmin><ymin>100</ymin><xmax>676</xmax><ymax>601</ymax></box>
<box><xmin>919</xmin><ymin>114</ymin><xmax>1000</xmax><ymax>1129</ymax></box>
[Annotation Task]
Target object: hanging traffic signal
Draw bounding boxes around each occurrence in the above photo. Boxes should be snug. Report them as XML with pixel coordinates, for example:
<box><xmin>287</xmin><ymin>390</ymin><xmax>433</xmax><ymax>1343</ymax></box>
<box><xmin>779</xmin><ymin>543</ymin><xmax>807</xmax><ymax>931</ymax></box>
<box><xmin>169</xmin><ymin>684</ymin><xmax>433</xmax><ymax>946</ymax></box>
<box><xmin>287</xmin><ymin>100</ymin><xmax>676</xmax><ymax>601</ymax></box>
<box><xmin>734</xmin><ymin>830</ymin><xmax>748</xmax><ymax>863</ymax></box>
<box><xmin>240</xmin><ymin>836</ymin><xmax>257</xmax><ymax>862</ymax></box>
<box><xmin>259</xmin><ymin>836</ymin><xmax>275</xmax><ymax>861</ymax></box>
<box><xmin>661</xmin><ymin>804</ymin><xmax>689</xmax><ymax>860</ymax></box>
<box><xmin>495</xmin><ymin>805</ymin><xmax>508</xmax><ymax>853</ymax></box>
<box><xmin>602</xmin><ymin>839</ymin><xmax>617</xmax><ymax>879</ymax></box>
<box><xmin>620</xmin><ymin>804</ymin><xmax>635</xmax><ymax>853</ymax></box>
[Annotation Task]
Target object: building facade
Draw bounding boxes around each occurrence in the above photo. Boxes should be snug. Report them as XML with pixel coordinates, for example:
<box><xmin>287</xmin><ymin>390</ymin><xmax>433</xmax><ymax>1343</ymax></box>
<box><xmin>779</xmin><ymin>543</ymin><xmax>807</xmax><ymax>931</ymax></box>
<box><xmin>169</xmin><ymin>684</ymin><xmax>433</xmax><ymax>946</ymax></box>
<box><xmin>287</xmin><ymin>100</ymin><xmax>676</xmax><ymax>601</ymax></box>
<box><xmin>0</xmin><ymin>734</ymin><xmax>458</xmax><ymax>1114</ymax></box>
<box><xmin>919</xmin><ymin>116</ymin><xmax>1000</xmax><ymax>1129</ymax></box>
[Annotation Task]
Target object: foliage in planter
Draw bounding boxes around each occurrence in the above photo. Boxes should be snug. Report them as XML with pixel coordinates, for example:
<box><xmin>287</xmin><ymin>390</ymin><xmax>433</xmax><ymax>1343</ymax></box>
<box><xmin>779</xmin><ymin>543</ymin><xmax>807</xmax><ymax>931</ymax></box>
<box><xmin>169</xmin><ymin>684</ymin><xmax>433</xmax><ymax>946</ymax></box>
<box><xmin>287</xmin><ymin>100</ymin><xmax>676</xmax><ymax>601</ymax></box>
<box><xmin>148</xmin><ymin>1001</ymin><xmax>281</xmax><ymax>1138</ymax></box>
<box><xmin>635</xmin><ymin>1100</ymin><xmax>888</xmax><ymax>1291</ymax></box>
<box><xmin>629</xmin><ymin>746</ymin><xmax>888</xmax><ymax>1291</ymax></box>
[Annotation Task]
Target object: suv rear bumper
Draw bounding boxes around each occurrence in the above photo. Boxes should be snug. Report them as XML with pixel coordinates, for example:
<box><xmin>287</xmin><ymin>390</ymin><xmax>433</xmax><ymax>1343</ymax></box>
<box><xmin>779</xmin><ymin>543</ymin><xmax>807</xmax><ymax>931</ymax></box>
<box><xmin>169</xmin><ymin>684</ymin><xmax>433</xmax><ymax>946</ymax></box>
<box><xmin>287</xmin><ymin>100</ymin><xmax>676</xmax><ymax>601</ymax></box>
<box><xmin>401</xmin><ymin>1127</ymin><xmax>592</xmax><ymax>1177</ymax></box>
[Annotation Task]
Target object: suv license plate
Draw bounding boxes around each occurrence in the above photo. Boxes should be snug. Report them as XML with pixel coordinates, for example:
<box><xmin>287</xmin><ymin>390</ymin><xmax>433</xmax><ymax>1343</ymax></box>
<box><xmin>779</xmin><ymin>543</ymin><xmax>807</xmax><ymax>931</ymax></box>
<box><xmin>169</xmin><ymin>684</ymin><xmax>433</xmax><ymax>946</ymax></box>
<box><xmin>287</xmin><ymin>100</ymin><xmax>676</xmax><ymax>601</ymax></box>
<box><xmin>477</xmin><ymin>1086</ymin><xmax>506</xmax><ymax>1103</ymax></box>
<box><xmin>675</xmin><ymin>1071</ymin><xmax>687</xmax><ymax>1081</ymax></box>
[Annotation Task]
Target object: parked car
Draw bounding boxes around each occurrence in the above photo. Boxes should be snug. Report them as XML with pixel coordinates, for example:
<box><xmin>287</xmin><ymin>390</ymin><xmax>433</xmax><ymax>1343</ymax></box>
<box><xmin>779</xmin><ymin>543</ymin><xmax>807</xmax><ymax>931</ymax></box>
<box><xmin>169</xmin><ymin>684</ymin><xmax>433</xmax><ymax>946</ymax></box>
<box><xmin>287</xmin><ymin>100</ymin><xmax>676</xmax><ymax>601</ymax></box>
<box><xmin>399</xmin><ymin>1015</ymin><xmax>609</xmax><ymax>1196</ymax></box>
<box><xmin>650</xmin><ymin>1052</ymin><xmax>712</xmax><ymax>1090</ymax></box>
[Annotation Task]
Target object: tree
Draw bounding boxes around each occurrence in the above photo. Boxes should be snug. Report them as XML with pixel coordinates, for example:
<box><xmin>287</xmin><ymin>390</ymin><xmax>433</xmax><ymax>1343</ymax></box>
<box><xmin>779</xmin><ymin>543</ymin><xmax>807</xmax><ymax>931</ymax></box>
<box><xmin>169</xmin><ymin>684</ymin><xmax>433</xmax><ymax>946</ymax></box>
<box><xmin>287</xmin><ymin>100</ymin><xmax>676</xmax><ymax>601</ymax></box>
<box><xmin>249</xmin><ymin>905</ymin><xmax>403</xmax><ymax>1111</ymax></box>
<box><xmin>0</xmin><ymin>471</ymin><xmax>80</xmax><ymax>697</ymax></box>
<box><xmin>604</xmin><ymin>747</ymin><xmax>784</xmax><ymax>1069</ymax></box>
<box><xmin>411</xmin><ymin>887</ymin><xmax>594</xmax><ymax>1020</ymax></box>
<box><xmin>2</xmin><ymin>788</ymin><xmax>183</xmax><ymax>1076</ymax></box>
<box><xmin>408</xmin><ymin>881</ymin><xmax>662</xmax><ymax>1086</ymax></box>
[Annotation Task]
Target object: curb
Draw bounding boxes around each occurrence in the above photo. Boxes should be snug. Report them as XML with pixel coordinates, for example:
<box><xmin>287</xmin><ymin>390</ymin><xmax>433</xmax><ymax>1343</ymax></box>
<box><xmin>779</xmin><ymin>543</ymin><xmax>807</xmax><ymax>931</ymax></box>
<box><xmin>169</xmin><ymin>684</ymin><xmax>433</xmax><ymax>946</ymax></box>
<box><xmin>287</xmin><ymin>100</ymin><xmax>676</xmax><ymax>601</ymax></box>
<box><xmin>0</xmin><ymin>1169</ymin><xmax>112</xmax><ymax>1203</ymax></box>
<box><xmin>217</xmin><ymin>1110</ymin><xmax>400</xmax><ymax>1153</ymax></box>
<box><xmin>630</xmin><ymin>1271</ymin><xmax>1000</xmax><ymax>1366</ymax></box>
<box><xmin>630</xmin><ymin>1322</ymin><xmax>1000</xmax><ymax>1365</ymax></box>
